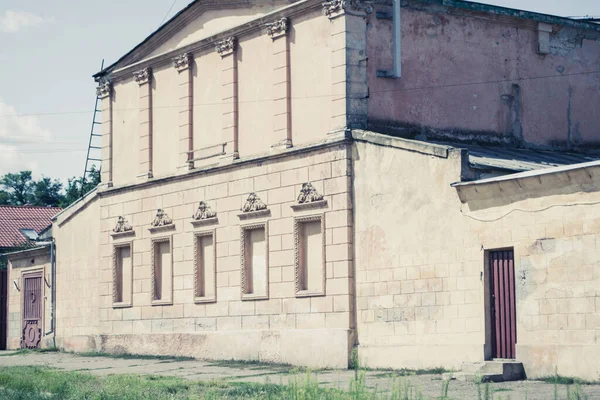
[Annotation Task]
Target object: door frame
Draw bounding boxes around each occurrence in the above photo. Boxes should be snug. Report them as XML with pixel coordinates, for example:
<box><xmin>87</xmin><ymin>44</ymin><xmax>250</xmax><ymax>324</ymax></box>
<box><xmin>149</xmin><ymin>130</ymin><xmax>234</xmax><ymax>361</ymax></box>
<box><xmin>483</xmin><ymin>247</ymin><xmax>517</xmax><ymax>360</ymax></box>
<box><xmin>21</xmin><ymin>269</ymin><xmax>44</xmax><ymax>349</ymax></box>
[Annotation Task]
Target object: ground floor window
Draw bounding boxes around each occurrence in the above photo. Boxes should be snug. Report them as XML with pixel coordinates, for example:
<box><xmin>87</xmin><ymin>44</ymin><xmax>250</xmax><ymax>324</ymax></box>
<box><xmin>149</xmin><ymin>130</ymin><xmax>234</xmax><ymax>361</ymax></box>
<box><xmin>295</xmin><ymin>215</ymin><xmax>326</xmax><ymax>297</ymax></box>
<box><xmin>112</xmin><ymin>242</ymin><xmax>132</xmax><ymax>307</ymax></box>
<box><xmin>240</xmin><ymin>223</ymin><xmax>269</xmax><ymax>300</ymax></box>
<box><xmin>152</xmin><ymin>237</ymin><xmax>173</xmax><ymax>305</ymax></box>
<box><xmin>194</xmin><ymin>230</ymin><xmax>216</xmax><ymax>303</ymax></box>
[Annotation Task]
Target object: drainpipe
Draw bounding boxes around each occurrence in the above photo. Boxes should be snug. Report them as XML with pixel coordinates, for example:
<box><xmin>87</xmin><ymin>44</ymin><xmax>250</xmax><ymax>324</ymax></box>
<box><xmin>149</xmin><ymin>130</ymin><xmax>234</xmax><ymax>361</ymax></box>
<box><xmin>376</xmin><ymin>0</ymin><xmax>402</xmax><ymax>78</ymax></box>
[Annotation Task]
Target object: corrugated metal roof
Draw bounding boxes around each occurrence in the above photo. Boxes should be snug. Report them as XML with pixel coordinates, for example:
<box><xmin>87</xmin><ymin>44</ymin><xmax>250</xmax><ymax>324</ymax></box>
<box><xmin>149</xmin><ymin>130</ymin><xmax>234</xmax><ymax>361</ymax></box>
<box><xmin>0</xmin><ymin>206</ymin><xmax>61</xmax><ymax>248</ymax></box>
<box><xmin>457</xmin><ymin>144</ymin><xmax>599</xmax><ymax>172</ymax></box>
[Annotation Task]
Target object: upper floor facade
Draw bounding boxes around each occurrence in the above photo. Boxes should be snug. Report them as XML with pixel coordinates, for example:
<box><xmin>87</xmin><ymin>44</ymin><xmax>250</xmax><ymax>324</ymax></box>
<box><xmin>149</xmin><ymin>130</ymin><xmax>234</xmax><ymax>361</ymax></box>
<box><xmin>95</xmin><ymin>0</ymin><xmax>600</xmax><ymax>188</ymax></box>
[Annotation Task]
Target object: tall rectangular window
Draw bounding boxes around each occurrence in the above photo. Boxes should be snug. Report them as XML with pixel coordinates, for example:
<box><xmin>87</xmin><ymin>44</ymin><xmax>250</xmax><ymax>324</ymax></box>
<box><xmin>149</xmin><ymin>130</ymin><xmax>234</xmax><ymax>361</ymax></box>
<box><xmin>152</xmin><ymin>237</ymin><xmax>172</xmax><ymax>305</ymax></box>
<box><xmin>113</xmin><ymin>243</ymin><xmax>132</xmax><ymax>307</ymax></box>
<box><xmin>295</xmin><ymin>215</ymin><xmax>325</xmax><ymax>297</ymax></box>
<box><xmin>241</xmin><ymin>223</ymin><xmax>269</xmax><ymax>300</ymax></box>
<box><xmin>195</xmin><ymin>231</ymin><xmax>216</xmax><ymax>303</ymax></box>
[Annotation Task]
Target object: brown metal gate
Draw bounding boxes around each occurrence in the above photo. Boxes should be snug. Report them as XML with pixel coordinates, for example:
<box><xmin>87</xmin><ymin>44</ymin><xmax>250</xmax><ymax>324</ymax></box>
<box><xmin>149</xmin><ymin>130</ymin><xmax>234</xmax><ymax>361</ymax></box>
<box><xmin>489</xmin><ymin>250</ymin><xmax>516</xmax><ymax>359</ymax></box>
<box><xmin>0</xmin><ymin>270</ymin><xmax>7</xmax><ymax>350</ymax></box>
<box><xmin>22</xmin><ymin>272</ymin><xmax>43</xmax><ymax>349</ymax></box>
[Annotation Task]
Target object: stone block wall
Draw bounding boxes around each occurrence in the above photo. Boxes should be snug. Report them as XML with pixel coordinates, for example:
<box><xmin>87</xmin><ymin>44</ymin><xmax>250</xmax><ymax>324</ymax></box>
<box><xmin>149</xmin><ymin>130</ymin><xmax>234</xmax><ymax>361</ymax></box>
<box><xmin>353</xmin><ymin>134</ymin><xmax>600</xmax><ymax>380</ymax></box>
<box><xmin>94</xmin><ymin>143</ymin><xmax>354</xmax><ymax>367</ymax></box>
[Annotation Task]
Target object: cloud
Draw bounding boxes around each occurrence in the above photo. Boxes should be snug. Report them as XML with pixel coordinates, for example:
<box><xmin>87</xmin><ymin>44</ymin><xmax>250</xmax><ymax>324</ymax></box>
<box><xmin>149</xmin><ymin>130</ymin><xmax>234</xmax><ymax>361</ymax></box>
<box><xmin>0</xmin><ymin>10</ymin><xmax>47</xmax><ymax>33</ymax></box>
<box><xmin>0</xmin><ymin>98</ymin><xmax>51</xmax><ymax>176</ymax></box>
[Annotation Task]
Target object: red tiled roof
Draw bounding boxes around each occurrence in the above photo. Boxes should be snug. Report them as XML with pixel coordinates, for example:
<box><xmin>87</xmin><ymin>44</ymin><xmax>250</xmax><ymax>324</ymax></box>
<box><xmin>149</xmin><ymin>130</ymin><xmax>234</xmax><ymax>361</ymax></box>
<box><xmin>0</xmin><ymin>206</ymin><xmax>61</xmax><ymax>248</ymax></box>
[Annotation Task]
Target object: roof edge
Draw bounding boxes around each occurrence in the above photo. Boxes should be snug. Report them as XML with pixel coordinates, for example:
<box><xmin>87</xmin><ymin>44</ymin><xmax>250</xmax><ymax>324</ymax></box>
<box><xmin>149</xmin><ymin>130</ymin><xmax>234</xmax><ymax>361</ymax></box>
<box><xmin>352</xmin><ymin>129</ymin><xmax>452</xmax><ymax>158</ymax></box>
<box><xmin>421</xmin><ymin>0</ymin><xmax>600</xmax><ymax>32</ymax></box>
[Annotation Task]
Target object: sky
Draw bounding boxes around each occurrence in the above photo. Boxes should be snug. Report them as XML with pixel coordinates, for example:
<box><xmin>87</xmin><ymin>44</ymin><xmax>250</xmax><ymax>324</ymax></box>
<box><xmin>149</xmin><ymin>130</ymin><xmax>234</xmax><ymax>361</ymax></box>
<box><xmin>0</xmin><ymin>0</ymin><xmax>599</xmax><ymax>182</ymax></box>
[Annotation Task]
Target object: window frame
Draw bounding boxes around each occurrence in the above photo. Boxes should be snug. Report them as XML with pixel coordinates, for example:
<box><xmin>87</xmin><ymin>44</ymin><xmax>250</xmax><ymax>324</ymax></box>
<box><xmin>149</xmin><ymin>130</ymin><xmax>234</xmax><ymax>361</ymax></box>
<box><xmin>151</xmin><ymin>235</ymin><xmax>173</xmax><ymax>306</ymax></box>
<box><xmin>193</xmin><ymin>229</ymin><xmax>217</xmax><ymax>304</ymax></box>
<box><xmin>294</xmin><ymin>214</ymin><xmax>326</xmax><ymax>298</ymax></box>
<box><xmin>112</xmin><ymin>241</ymin><xmax>133</xmax><ymax>308</ymax></box>
<box><xmin>240</xmin><ymin>222</ymin><xmax>269</xmax><ymax>301</ymax></box>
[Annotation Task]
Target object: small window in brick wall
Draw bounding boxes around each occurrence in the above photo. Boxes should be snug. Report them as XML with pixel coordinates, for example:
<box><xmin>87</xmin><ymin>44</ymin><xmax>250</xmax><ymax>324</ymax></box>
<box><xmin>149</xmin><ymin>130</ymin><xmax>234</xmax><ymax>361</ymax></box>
<box><xmin>295</xmin><ymin>215</ymin><xmax>326</xmax><ymax>297</ymax></box>
<box><xmin>240</xmin><ymin>223</ymin><xmax>269</xmax><ymax>300</ymax></box>
<box><xmin>152</xmin><ymin>237</ymin><xmax>173</xmax><ymax>305</ymax></box>
<box><xmin>113</xmin><ymin>243</ymin><xmax>132</xmax><ymax>307</ymax></box>
<box><xmin>194</xmin><ymin>231</ymin><xmax>216</xmax><ymax>303</ymax></box>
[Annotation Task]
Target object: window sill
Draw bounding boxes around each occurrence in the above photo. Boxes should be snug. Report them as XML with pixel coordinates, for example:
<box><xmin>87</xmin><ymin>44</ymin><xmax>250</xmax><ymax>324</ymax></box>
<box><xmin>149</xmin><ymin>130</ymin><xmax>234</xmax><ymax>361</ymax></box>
<box><xmin>194</xmin><ymin>296</ymin><xmax>216</xmax><ymax>304</ymax></box>
<box><xmin>151</xmin><ymin>299</ymin><xmax>173</xmax><ymax>306</ymax></box>
<box><xmin>296</xmin><ymin>290</ymin><xmax>326</xmax><ymax>298</ymax></box>
<box><xmin>241</xmin><ymin>293</ymin><xmax>269</xmax><ymax>301</ymax></box>
<box><xmin>112</xmin><ymin>302</ymin><xmax>132</xmax><ymax>309</ymax></box>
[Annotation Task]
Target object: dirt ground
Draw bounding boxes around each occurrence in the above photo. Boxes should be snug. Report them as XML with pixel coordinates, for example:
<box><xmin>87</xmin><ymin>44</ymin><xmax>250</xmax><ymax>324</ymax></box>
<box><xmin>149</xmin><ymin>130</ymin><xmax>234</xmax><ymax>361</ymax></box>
<box><xmin>0</xmin><ymin>351</ymin><xmax>598</xmax><ymax>400</ymax></box>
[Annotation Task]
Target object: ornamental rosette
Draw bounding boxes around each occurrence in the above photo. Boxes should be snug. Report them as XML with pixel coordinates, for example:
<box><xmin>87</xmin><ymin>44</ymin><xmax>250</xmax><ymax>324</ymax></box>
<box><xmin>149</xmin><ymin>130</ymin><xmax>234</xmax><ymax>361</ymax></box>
<box><xmin>266</xmin><ymin>18</ymin><xmax>289</xmax><ymax>37</ymax></box>
<box><xmin>133</xmin><ymin>67</ymin><xmax>152</xmax><ymax>85</ymax></box>
<box><xmin>322</xmin><ymin>0</ymin><xmax>373</xmax><ymax>16</ymax></box>
<box><xmin>96</xmin><ymin>81</ymin><xmax>112</xmax><ymax>98</ymax></box>
<box><xmin>173</xmin><ymin>53</ymin><xmax>192</xmax><ymax>72</ymax></box>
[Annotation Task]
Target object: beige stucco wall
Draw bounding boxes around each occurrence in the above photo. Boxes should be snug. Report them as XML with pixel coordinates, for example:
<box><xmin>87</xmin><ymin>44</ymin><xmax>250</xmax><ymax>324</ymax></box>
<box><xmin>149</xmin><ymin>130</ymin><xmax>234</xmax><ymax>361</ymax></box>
<box><xmin>7</xmin><ymin>250</ymin><xmax>52</xmax><ymax>349</ymax></box>
<box><xmin>53</xmin><ymin>195</ymin><xmax>102</xmax><ymax>352</ymax></box>
<box><xmin>353</xmin><ymin>134</ymin><xmax>600</xmax><ymax>380</ymax></box>
<box><xmin>112</xmin><ymin>78</ymin><xmax>140</xmax><ymax>186</ymax></box>
<box><xmin>237</xmin><ymin>32</ymin><xmax>274</xmax><ymax>157</ymax></box>
<box><xmin>192</xmin><ymin>51</ymin><xmax>222</xmax><ymax>159</ymax></box>
<box><xmin>289</xmin><ymin>12</ymin><xmax>333</xmax><ymax>145</ymax></box>
<box><xmin>152</xmin><ymin>65</ymin><xmax>180</xmax><ymax>178</ymax></box>
<box><xmin>90</xmin><ymin>143</ymin><xmax>354</xmax><ymax>368</ymax></box>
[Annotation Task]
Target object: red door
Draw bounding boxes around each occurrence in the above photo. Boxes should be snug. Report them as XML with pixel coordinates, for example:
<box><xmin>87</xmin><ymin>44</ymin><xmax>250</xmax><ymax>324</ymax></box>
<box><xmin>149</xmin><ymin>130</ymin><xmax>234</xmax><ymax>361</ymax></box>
<box><xmin>490</xmin><ymin>250</ymin><xmax>516</xmax><ymax>359</ymax></box>
<box><xmin>22</xmin><ymin>272</ymin><xmax>43</xmax><ymax>349</ymax></box>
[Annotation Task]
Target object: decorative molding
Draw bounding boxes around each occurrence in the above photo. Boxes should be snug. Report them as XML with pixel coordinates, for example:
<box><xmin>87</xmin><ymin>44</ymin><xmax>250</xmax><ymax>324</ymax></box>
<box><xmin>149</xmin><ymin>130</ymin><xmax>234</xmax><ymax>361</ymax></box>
<box><xmin>112</xmin><ymin>241</ymin><xmax>133</xmax><ymax>307</ymax></box>
<box><xmin>215</xmin><ymin>36</ymin><xmax>236</xmax><ymax>56</ymax></box>
<box><xmin>265</xmin><ymin>17</ymin><xmax>289</xmax><ymax>38</ymax></box>
<box><xmin>240</xmin><ymin>222</ymin><xmax>269</xmax><ymax>301</ymax></box>
<box><xmin>294</xmin><ymin>214</ymin><xmax>326</xmax><ymax>298</ymax></box>
<box><xmin>96</xmin><ymin>81</ymin><xmax>112</xmax><ymax>99</ymax></box>
<box><xmin>297</xmin><ymin>182</ymin><xmax>324</xmax><ymax>204</ymax></box>
<box><xmin>193</xmin><ymin>201</ymin><xmax>216</xmax><ymax>220</ymax></box>
<box><xmin>173</xmin><ymin>52</ymin><xmax>192</xmax><ymax>72</ymax></box>
<box><xmin>291</xmin><ymin>183</ymin><xmax>327</xmax><ymax>211</ymax></box>
<box><xmin>113</xmin><ymin>216</ymin><xmax>133</xmax><ymax>233</ymax></box>
<box><xmin>133</xmin><ymin>67</ymin><xmax>152</xmax><ymax>85</ymax></box>
<box><xmin>322</xmin><ymin>0</ymin><xmax>374</xmax><ymax>17</ymax></box>
<box><xmin>151</xmin><ymin>236</ymin><xmax>173</xmax><ymax>306</ymax></box>
<box><xmin>151</xmin><ymin>209</ymin><xmax>173</xmax><ymax>227</ymax></box>
<box><xmin>238</xmin><ymin>192</ymin><xmax>269</xmax><ymax>220</ymax></box>
<box><xmin>193</xmin><ymin>230</ymin><xmax>217</xmax><ymax>304</ymax></box>
<box><xmin>241</xmin><ymin>193</ymin><xmax>267</xmax><ymax>212</ymax></box>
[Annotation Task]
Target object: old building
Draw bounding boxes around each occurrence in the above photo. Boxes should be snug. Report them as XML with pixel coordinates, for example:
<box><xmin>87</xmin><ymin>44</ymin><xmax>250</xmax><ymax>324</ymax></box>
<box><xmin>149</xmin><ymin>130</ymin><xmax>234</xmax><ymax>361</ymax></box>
<box><xmin>7</xmin><ymin>0</ymin><xmax>600</xmax><ymax>380</ymax></box>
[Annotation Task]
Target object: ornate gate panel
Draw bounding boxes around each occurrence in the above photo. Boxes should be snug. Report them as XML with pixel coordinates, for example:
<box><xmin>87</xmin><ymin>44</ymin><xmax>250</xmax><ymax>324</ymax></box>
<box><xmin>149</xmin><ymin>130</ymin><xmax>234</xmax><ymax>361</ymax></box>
<box><xmin>22</xmin><ymin>272</ymin><xmax>43</xmax><ymax>349</ymax></box>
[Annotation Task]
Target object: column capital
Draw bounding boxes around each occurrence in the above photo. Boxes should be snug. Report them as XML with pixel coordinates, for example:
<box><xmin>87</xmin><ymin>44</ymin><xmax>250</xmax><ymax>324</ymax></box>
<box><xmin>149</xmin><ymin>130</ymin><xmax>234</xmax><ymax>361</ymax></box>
<box><xmin>96</xmin><ymin>81</ymin><xmax>112</xmax><ymax>99</ymax></box>
<box><xmin>322</xmin><ymin>0</ymin><xmax>373</xmax><ymax>19</ymax></box>
<box><xmin>134</xmin><ymin>67</ymin><xmax>152</xmax><ymax>85</ymax></box>
<box><xmin>215</xmin><ymin>36</ymin><xmax>237</xmax><ymax>57</ymax></box>
<box><xmin>173</xmin><ymin>53</ymin><xmax>193</xmax><ymax>72</ymax></box>
<box><xmin>266</xmin><ymin>17</ymin><xmax>289</xmax><ymax>40</ymax></box>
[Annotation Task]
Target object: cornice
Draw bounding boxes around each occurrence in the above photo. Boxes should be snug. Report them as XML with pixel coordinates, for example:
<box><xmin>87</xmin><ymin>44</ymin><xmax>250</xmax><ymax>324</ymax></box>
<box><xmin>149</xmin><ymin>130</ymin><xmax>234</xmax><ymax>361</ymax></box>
<box><xmin>104</xmin><ymin>0</ymin><xmax>323</xmax><ymax>83</ymax></box>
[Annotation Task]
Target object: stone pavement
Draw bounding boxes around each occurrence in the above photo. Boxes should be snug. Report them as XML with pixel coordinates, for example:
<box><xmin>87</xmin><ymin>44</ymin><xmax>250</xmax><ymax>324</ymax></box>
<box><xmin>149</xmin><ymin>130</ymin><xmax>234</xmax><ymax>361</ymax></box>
<box><xmin>0</xmin><ymin>351</ymin><xmax>598</xmax><ymax>399</ymax></box>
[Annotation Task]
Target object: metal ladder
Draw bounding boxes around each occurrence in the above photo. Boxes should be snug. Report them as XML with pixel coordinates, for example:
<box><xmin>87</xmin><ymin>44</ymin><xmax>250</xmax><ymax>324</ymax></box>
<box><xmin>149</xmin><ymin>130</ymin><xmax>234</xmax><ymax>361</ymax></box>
<box><xmin>82</xmin><ymin>59</ymin><xmax>105</xmax><ymax>184</ymax></box>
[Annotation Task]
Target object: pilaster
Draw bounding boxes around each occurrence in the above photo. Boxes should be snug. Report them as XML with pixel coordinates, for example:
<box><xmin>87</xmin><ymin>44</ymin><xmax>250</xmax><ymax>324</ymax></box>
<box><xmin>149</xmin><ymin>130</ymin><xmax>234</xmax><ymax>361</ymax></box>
<box><xmin>266</xmin><ymin>18</ymin><xmax>292</xmax><ymax>151</ymax></box>
<box><xmin>135</xmin><ymin>67</ymin><xmax>153</xmax><ymax>181</ymax></box>
<box><xmin>173</xmin><ymin>53</ymin><xmax>194</xmax><ymax>171</ymax></box>
<box><xmin>324</xmin><ymin>0</ymin><xmax>371</xmax><ymax>132</ymax></box>
<box><xmin>216</xmin><ymin>37</ymin><xmax>239</xmax><ymax>164</ymax></box>
<box><xmin>96</xmin><ymin>82</ymin><xmax>113</xmax><ymax>187</ymax></box>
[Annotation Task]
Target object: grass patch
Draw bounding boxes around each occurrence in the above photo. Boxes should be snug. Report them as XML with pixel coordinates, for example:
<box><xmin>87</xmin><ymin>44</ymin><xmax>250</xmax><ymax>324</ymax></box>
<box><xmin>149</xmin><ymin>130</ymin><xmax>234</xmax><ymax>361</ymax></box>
<box><xmin>536</xmin><ymin>375</ymin><xmax>599</xmax><ymax>386</ymax></box>
<box><xmin>206</xmin><ymin>358</ymin><xmax>296</xmax><ymax>372</ymax></box>
<box><xmin>77</xmin><ymin>351</ymin><xmax>194</xmax><ymax>362</ymax></box>
<box><xmin>371</xmin><ymin>367</ymin><xmax>451</xmax><ymax>378</ymax></box>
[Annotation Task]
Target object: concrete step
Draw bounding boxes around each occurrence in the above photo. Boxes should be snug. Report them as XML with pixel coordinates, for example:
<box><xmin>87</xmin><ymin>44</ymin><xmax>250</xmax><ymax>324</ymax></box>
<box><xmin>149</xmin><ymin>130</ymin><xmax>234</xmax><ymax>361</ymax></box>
<box><xmin>443</xmin><ymin>360</ymin><xmax>524</xmax><ymax>383</ymax></box>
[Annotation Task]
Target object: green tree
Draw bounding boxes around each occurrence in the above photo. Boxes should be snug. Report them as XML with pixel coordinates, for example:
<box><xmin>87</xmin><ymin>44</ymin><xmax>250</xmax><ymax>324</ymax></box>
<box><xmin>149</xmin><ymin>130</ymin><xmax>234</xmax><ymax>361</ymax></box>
<box><xmin>31</xmin><ymin>177</ymin><xmax>64</xmax><ymax>207</ymax></box>
<box><xmin>0</xmin><ymin>171</ymin><xmax>33</xmax><ymax>205</ymax></box>
<box><xmin>0</xmin><ymin>190</ymin><xmax>10</xmax><ymax>205</ymax></box>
